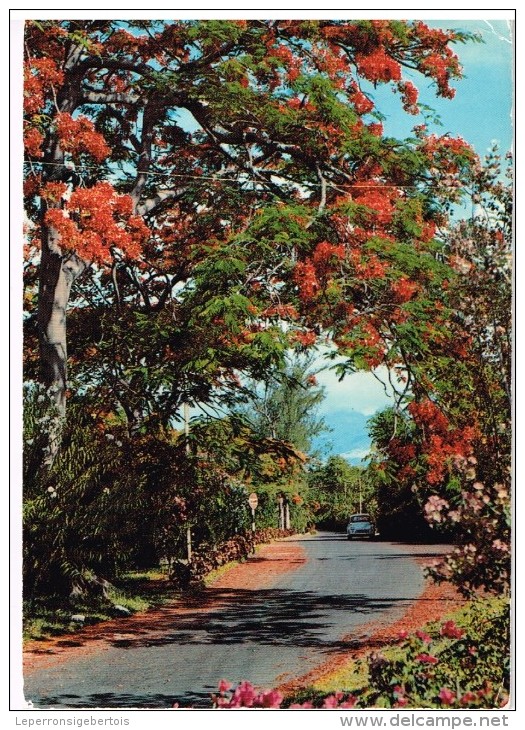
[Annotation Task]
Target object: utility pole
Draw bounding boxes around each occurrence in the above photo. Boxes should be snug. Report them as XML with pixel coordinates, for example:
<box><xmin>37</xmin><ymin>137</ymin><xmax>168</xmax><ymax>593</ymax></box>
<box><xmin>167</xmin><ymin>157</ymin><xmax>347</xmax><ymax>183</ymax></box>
<box><xmin>184</xmin><ymin>402</ymin><xmax>192</xmax><ymax>564</ymax></box>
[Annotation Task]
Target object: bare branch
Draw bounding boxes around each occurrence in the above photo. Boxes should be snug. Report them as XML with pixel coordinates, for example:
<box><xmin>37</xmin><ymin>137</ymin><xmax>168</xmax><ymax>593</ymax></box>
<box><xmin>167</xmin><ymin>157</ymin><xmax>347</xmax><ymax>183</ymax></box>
<box><xmin>136</xmin><ymin>188</ymin><xmax>187</xmax><ymax>216</ymax></box>
<box><xmin>81</xmin><ymin>89</ymin><xmax>141</xmax><ymax>105</ymax></box>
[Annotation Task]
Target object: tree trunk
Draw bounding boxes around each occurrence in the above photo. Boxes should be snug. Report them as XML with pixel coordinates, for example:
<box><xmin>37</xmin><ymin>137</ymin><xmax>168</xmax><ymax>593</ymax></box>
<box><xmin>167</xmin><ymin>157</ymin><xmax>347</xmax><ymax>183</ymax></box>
<box><xmin>38</xmin><ymin>221</ymin><xmax>88</xmax><ymax>415</ymax></box>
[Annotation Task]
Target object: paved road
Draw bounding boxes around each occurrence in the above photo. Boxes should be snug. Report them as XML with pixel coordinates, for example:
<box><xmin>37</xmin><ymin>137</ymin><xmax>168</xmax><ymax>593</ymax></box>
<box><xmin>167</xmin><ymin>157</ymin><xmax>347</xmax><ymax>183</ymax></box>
<box><xmin>23</xmin><ymin>533</ymin><xmax>445</xmax><ymax>709</ymax></box>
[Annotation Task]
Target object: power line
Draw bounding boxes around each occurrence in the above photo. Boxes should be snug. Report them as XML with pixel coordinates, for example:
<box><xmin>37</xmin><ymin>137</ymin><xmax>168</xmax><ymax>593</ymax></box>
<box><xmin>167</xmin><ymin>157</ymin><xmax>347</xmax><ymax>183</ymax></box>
<box><xmin>22</xmin><ymin>159</ymin><xmax>459</xmax><ymax>191</ymax></box>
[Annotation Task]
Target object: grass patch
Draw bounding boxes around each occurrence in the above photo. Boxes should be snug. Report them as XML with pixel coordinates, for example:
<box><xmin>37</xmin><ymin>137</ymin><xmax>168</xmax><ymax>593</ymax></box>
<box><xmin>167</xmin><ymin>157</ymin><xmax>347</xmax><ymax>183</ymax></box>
<box><xmin>202</xmin><ymin>559</ymin><xmax>244</xmax><ymax>586</ymax></box>
<box><xmin>23</xmin><ymin>569</ymin><xmax>176</xmax><ymax>644</ymax></box>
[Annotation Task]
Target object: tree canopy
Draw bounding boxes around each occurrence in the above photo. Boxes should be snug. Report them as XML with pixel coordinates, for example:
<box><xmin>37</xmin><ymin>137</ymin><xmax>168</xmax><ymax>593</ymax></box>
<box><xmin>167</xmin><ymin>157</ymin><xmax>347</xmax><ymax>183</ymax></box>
<box><xmin>24</xmin><ymin>19</ymin><xmax>475</xmax><ymax>421</ymax></box>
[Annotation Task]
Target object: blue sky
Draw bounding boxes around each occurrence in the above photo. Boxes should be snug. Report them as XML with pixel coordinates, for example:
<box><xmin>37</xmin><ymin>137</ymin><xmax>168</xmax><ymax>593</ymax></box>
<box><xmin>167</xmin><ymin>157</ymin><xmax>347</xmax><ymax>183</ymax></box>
<box><xmin>371</xmin><ymin>20</ymin><xmax>513</xmax><ymax>156</ymax></box>
<box><xmin>312</xmin><ymin>18</ymin><xmax>514</xmax><ymax>464</ymax></box>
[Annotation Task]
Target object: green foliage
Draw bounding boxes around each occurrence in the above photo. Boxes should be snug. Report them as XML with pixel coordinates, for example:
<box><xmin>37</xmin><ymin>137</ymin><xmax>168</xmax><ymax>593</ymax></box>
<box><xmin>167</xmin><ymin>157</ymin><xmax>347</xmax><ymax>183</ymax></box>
<box><xmin>365</xmin><ymin>407</ymin><xmax>432</xmax><ymax>540</ymax></box>
<box><xmin>307</xmin><ymin>456</ymin><xmax>372</xmax><ymax>528</ymax></box>
<box><xmin>234</xmin><ymin>356</ymin><xmax>328</xmax><ymax>454</ymax></box>
<box><xmin>23</xmin><ymin>385</ymin><xmax>150</xmax><ymax>596</ymax></box>
<box><xmin>23</xmin><ymin>569</ymin><xmax>173</xmax><ymax>642</ymax></box>
<box><xmin>359</xmin><ymin>598</ymin><xmax>509</xmax><ymax>708</ymax></box>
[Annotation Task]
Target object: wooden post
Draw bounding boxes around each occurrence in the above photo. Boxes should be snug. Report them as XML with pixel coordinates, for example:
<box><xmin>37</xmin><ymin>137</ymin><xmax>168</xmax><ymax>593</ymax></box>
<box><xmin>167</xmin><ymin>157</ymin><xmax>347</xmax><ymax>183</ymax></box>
<box><xmin>184</xmin><ymin>402</ymin><xmax>192</xmax><ymax>564</ymax></box>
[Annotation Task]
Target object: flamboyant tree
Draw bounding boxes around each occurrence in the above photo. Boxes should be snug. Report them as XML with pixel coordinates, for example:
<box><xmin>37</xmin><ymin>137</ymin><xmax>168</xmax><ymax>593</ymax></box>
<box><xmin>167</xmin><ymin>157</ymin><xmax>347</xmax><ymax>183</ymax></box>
<box><xmin>23</xmin><ymin>19</ymin><xmax>476</xmax><ymax>429</ymax></box>
<box><xmin>364</xmin><ymin>149</ymin><xmax>512</xmax><ymax>593</ymax></box>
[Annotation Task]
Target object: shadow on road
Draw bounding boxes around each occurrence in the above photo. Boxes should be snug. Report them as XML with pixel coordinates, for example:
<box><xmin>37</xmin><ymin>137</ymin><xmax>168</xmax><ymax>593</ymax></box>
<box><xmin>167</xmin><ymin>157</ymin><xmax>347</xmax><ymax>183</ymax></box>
<box><xmin>95</xmin><ymin>587</ymin><xmax>413</xmax><ymax>653</ymax></box>
<box><xmin>33</xmin><ymin>691</ymin><xmax>203</xmax><ymax>709</ymax></box>
<box><xmin>330</xmin><ymin>552</ymin><xmax>450</xmax><ymax>561</ymax></box>
<box><xmin>25</xmin><ymin>536</ymin><xmax>453</xmax><ymax>709</ymax></box>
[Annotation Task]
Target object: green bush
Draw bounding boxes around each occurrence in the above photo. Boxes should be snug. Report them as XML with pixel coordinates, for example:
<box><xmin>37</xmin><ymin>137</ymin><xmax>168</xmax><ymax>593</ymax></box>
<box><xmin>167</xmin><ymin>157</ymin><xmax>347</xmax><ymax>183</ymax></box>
<box><xmin>286</xmin><ymin>597</ymin><xmax>510</xmax><ymax>709</ymax></box>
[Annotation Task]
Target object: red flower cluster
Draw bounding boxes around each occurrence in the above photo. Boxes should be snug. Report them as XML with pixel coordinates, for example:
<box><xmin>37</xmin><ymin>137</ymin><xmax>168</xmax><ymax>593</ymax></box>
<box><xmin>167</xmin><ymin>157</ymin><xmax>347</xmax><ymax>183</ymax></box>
<box><xmin>261</xmin><ymin>304</ymin><xmax>299</xmax><ymax>320</ymax></box>
<box><xmin>391</xmin><ymin>277</ymin><xmax>420</xmax><ymax>303</ymax></box>
<box><xmin>421</xmin><ymin>134</ymin><xmax>474</xmax><ymax>174</ymax></box>
<box><xmin>312</xmin><ymin>240</ymin><xmax>345</xmax><ymax>277</ymax></box>
<box><xmin>24</xmin><ymin>57</ymin><xmax>64</xmax><ymax>114</ymax></box>
<box><xmin>24</xmin><ymin>126</ymin><xmax>45</xmax><ymax>158</ymax></box>
<box><xmin>440</xmin><ymin>620</ymin><xmax>464</xmax><ymax>639</ymax></box>
<box><xmin>408</xmin><ymin>399</ymin><xmax>449</xmax><ymax>434</ymax></box>
<box><xmin>349</xmin><ymin>85</ymin><xmax>374</xmax><ymax>115</ymax></box>
<box><xmin>420</xmin><ymin>53</ymin><xmax>458</xmax><ymax>98</ymax></box>
<box><xmin>416</xmin><ymin>653</ymin><xmax>439</xmax><ymax>664</ymax></box>
<box><xmin>293</xmin><ymin>260</ymin><xmax>319</xmax><ymax>300</ymax></box>
<box><xmin>55</xmin><ymin>113</ymin><xmax>111</xmax><ymax>162</ymax></box>
<box><xmin>40</xmin><ymin>181</ymin><xmax>68</xmax><ymax>202</ymax></box>
<box><xmin>408</xmin><ymin>399</ymin><xmax>478</xmax><ymax>486</ymax></box>
<box><xmin>312</xmin><ymin>45</ymin><xmax>348</xmax><ymax>86</ymax></box>
<box><xmin>23</xmin><ymin>173</ymin><xmax>43</xmax><ymax>199</ymax></box>
<box><xmin>420</xmin><ymin>221</ymin><xmax>436</xmax><ymax>242</ymax></box>
<box><xmin>355</xmin><ymin>48</ymin><xmax>402</xmax><ymax>83</ymax></box>
<box><xmin>352</xmin><ymin>252</ymin><xmax>388</xmax><ymax>281</ymax></box>
<box><xmin>399</xmin><ymin>81</ymin><xmax>419</xmax><ymax>114</ymax></box>
<box><xmin>368</xmin><ymin>122</ymin><xmax>383</xmax><ymax>137</ymax></box>
<box><xmin>355</xmin><ymin>188</ymin><xmax>396</xmax><ymax>226</ymax></box>
<box><xmin>294</xmin><ymin>330</ymin><xmax>317</xmax><ymax>347</ymax></box>
<box><xmin>270</xmin><ymin>44</ymin><xmax>302</xmax><ymax>83</ymax></box>
<box><xmin>44</xmin><ymin>181</ymin><xmax>149</xmax><ymax>263</ymax></box>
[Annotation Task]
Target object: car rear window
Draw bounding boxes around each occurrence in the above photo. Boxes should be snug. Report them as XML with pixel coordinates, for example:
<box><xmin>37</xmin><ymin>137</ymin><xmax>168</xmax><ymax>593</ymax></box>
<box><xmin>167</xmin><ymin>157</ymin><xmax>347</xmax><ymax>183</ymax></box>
<box><xmin>350</xmin><ymin>514</ymin><xmax>371</xmax><ymax>523</ymax></box>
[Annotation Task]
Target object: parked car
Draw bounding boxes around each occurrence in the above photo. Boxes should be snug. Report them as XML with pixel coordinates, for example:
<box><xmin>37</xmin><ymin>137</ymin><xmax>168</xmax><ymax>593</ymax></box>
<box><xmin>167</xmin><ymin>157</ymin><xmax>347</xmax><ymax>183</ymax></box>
<box><xmin>346</xmin><ymin>513</ymin><xmax>376</xmax><ymax>540</ymax></box>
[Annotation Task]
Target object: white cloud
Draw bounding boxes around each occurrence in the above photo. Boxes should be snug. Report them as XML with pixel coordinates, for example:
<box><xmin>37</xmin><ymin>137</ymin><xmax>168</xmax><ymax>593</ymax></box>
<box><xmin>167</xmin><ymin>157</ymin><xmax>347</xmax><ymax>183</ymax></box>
<box><xmin>315</xmin><ymin>364</ymin><xmax>394</xmax><ymax>417</ymax></box>
<box><xmin>339</xmin><ymin>447</ymin><xmax>370</xmax><ymax>461</ymax></box>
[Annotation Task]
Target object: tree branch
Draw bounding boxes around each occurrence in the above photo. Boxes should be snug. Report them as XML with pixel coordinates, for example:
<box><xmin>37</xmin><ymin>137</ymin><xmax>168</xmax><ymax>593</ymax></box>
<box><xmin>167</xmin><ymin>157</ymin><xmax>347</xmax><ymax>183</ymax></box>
<box><xmin>81</xmin><ymin>89</ymin><xmax>141</xmax><ymax>105</ymax></box>
<box><xmin>136</xmin><ymin>188</ymin><xmax>188</xmax><ymax>217</ymax></box>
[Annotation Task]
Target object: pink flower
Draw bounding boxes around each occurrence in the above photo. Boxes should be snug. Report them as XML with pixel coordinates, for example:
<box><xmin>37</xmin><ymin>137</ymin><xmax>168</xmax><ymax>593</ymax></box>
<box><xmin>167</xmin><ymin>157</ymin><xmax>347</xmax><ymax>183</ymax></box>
<box><xmin>440</xmin><ymin>620</ymin><xmax>464</xmax><ymax>639</ymax></box>
<box><xmin>218</xmin><ymin>679</ymin><xmax>232</xmax><ymax>693</ymax></box>
<box><xmin>439</xmin><ymin>687</ymin><xmax>456</xmax><ymax>705</ymax></box>
<box><xmin>230</xmin><ymin>681</ymin><xmax>258</xmax><ymax>707</ymax></box>
<box><xmin>393</xmin><ymin>685</ymin><xmax>408</xmax><ymax>707</ymax></box>
<box><xmin>323</xmin><ymin>695</ymin><xmax>340</xmax><ymax>708</ymax></box>
<box><xmin>289</xmin><ymin>701</ymin><xmax>314</xmax><ymax>708</ymax></box>
<box><xmin>416</xmin><ymin>653</ymin><xmax>439</xmax><ymax>664</ymax></box>
<box><xmin>259</xmin><ymin>689</ymin><xmax>283</xmax><ymax>708</ymax></box>
<box><xmin>394</xmin><ymin>697</ymin><xmax>409</xmax><ymax>708</ymax></box>
<box><xmin>460</xmin><ymin>691</ymin><xmax>478</xmax><ymax>706</ymax></box>
<box><xmin>398</xmin><ymin>630</ymin><xmax>409</xmax><ymax>640</ymax></box>
<box><xmin>416</xmin><ymin>630</ymin><xmax>432</xmax><ymax>643</ymax></box>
